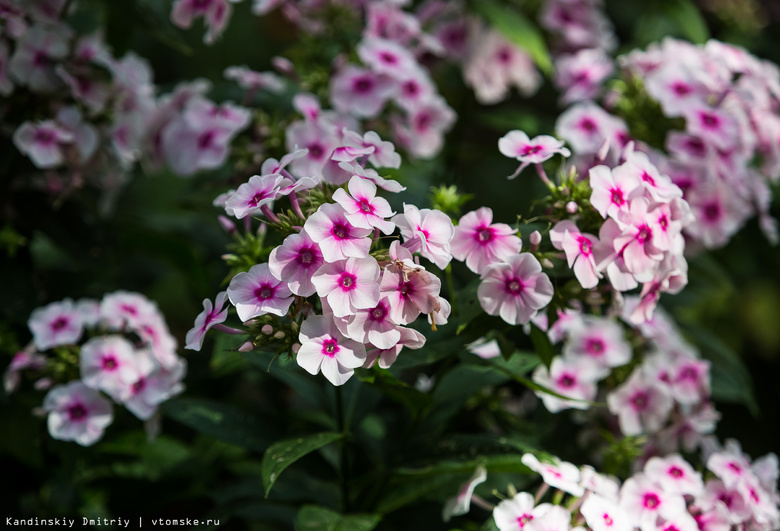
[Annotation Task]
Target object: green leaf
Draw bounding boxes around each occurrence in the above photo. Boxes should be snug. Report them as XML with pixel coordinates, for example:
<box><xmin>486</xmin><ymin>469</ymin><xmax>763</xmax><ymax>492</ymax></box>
<box><xmin>664</xmin><ymin>0</ymin><xmax>709</xmax><ymax>44</ymax></box>
<box><xmin>529</xmin><ymin>323</ymin><xmax>555</xmax><ymax>369</ymax></box>
<box><xmin>162</xmin><ymin>398</ymin><xmax>274</xmax><ymax>453</ymax></box>
<box><xmin>474</xmin><ymin>1</ymin><xmax>553</xmax><ymax>75</ymax></box>
<box><xmin>262</xmin><ymin>432</ymin><xmax>344</xmax><ymax>497</ymax></box>
<box><xmin>361</xmin><ymin>369</ymin><xmax>433</xmax><ymax>413</ymax></box>
<box><xmin>295</xmin><ymin>505</ymin><xmax>380</xmax><ymax>531</ymax></box>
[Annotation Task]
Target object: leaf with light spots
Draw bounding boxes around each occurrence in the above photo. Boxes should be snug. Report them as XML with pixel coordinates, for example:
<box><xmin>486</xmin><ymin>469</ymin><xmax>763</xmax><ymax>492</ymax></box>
<box><xmin>261</xmin><ymin>432</ymin><xmax>344</xmax><ymax>497</ymax></box>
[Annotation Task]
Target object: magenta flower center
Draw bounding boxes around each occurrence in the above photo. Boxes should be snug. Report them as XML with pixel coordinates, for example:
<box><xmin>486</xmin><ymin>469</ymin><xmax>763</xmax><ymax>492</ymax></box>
<box><xmin>522</xmin><ymin>144</ymin><xmax>542</xmax><ymax>155</ymax></box>
<box><xmin>33</xmin><ymin>50</ymin><xmax>50</xmax><ymax>67</ymax></box>
<box><xmin>496</xmin><ymin>47</ymin><xmax>512</xmax><ymax>64</ymax></box>
<box><xmin>504</xmin><ymin>277</ymin><xmax>524</xmax><ymax>295</ymax></box>
<box><xmin>685</xmin><ymin>137</ymin><xmax>706</xmax><ymax>156</ymax></box>
<box><xmin>636</xmin><ymin>225</ymin><xmax>652</xmax><ymax>243</ymax></box>
<box><xmin>322</xmin><ymin>339</ymin><xmax>338</xmax><ymax>357</ymax></box>
<box><xmin>558</xmin><ymin>374</ymin><xmax>576</xmax><ymax>388</ymax></box>
<box><xmin>251</xmin><ymin>190</ymin><xmax>270</xmax><ymax>206</ymax></box>
<box><xmin>332</xmin><ymin>222</ymin><xmax>350</xmax><ymax>239</ymax></box>
<box><xmin>727</xmin><ymin>462</ymin><xmax>742</xmax><ymax>473</ymax></box>
<box><xmin>403</xmin><ymin>80</ymin><xmax>419</xmax><ymax>97</ymax></box>
<box><xmin>339</xmin><ymin>272</ymin><xmax>357</xmax><ymax>291</ymax></box>
<box><xmin>198</xmin><ymin>130</ymin><xmax>215</xmax><ymax>149</ymax></box>
<box><xmin>352</xmin><ymin>76</ymin><xmax>374</xmax><ymax>94</ymax></box>
<box><xmin>254</xmin><ymin>284</ymin><xmax>275</xmax><ymax>301</ymax></box>
<box><xmin>358</xmin><ymin>199</ymin><xmax>373</xmax><ymax>213</ymax></box>
<box><xmin>679</xmin><ymin>366</ymin><xmax>698</xmax><ymax>381</ymax></box>
<box><xmin>610</xmin><ymin>188</ymin><xmax>624</xmax><ymax>206</ymax></box>
<box><xmin>700</xmin><ymin>112</ymin><xmax>720</xmax><ymax>128</ymax></box>
<box><xmin>579</xmin><ymin>117</ymin><xmax>597</xmax><ymax>133</ymax></box>
<box><xmin>34</xmin><ymin>128</ymin><xmax>57</xmax><ymax>145</ymax></box>
<box><xmin>602</xmin><ymin>513</ymin><xmax>613</xmax><ymax>526</ymax></box>
<box><xmin>585</xmin><ymin>338</ymin><xmax>604</xmax><ymax>355</ymax></box>
<box><xmin>308</xmin><ymin>143</ymin><xmax>324</xmax><ymax>159</ymax></box>
<box><xmin>132</xmin><ymin>378</ymin><xmax>146</xmax><ymax>393</ymax></box>
<box><xmin>516</xmin><ymin>514</ymin><xmax>533</xmax><ymax>527</ymax></box>
<box><xmin>643</xmin><ymin>493</ymin><xmax>660</xmax><ymax>509</ymax></box>
<box><xmin>121</xmin><ymin>304</ymin><xmax>138</xmax><ymax>316</ymax></box>
<box><xmin>669</xmin><ymin>466</ymin><xmax>684</xmax><ymax>478</ymax></box>
<box><xmin>398</xmin><ymin>281</ymin><xmax>412</xmax><ymax>298</ymax></box>
<box><xmin>68</xmin><ymin>403</ymin><xmax>88</xmax><ymax>421</ymax></box>
<box><xmin>658</xmin><ymin>214</ymin><xmax>669</xmax><ymax>230</ymax></box>
<box><xmin>631</xmin><ymin>391</ymin><xmax>648</xmax><ymax>410</ymax></box>
<box><xmin>102</xmin><ymin>356</ymin><xmax>118</xmax><ymax>371</ymax></box>
<box><xmin>477</xmin><ymin>227</ymin><xmax>494</xmax><ymax>243</ymax></box>
<box><xmin>50</xmin><ymin>316</ymin><xmax>69</xmax><ymax>331</ymax></box>
<box><xmin>297</xmin><ymin>248</ymin><xmax>316</xmax><ymax>265</ymax></box>
<box><xmin>577</xmin><ymin>236</ymin><xmax>592</xmax><ymax>255</ymax></box>
<box><xmin>641</xmin><ymin>171</ymin><xmax>656</xmax><ymax>186</ymax></box>
<box><xmin>370</xmin><ymin>305</ymin><xmax>387</xmax><ymax>321</ymax></box>
<box><xmin>672</xmin><ymin>82</ymin><xmax>691</xmax><ymax>96</ymax></box>
<box><xmin>415</xmin><ymin>112</ymin><xmax>432</xmax><ymax>132</ymax></box>
<box><xmin>379</xmin><ymin>51</ymin><xmax>398</xmax><ymax>65</ymax></box>
<box><xmin>703</xmin><ymin>202</ymin><xmax>721</xmax><ymax>221</ymax></box>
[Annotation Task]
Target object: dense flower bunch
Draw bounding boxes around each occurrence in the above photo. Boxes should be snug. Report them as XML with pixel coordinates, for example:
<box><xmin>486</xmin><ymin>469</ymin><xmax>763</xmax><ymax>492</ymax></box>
<box><xmin>187</xmin><ymin>127</ymin><xmax>453</xmax><ymax>386</ymax></box>
<box><xmin>3</xmin><ymin>0</ymin><xmax>252</xmax><ymax>201</ymax></box>
<box><xmin>5</xmin><ymin>292</ymin><xmax>185</xmax><ymax>446</ymax></box>
<box><xmin>476</xmin><ymin>445</ymin><xmax>780</xmax><ymax>531</ymax></box>
<box><xmin>555</xmin><ymin>38</ymin><xmax>780</xmax><ymax>250</ymax></box>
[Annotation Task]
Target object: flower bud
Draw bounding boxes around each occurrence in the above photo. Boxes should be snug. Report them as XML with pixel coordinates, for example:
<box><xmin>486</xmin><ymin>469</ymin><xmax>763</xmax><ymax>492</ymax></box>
<box><xmin>273</xmin><ymin>331</ymin><xmax>285</xmax><ymax>339</ymax></box>
<box><xmin>566</xmin><ymin>201</ymin><xmax>578</xmax><ymax>214</ymax></box>
<box><xmin>238</xmin><ymin>341</ymin><xmax>255</xmax><ymax>352</ymax></box>
<box><xmin>529</xmin><ymin>230</ymin><xmax>542</xmax><ymax>252</ymax></box>
<box><xmin>261</xmin><ymin>325</ymin><xmax>274</xmax><ymax>335</ymax></box>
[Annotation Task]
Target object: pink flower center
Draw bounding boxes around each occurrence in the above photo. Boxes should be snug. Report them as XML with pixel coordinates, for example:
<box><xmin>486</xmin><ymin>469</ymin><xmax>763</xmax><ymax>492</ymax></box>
<box><xmin>477</xmin><ymin>227</ymin><xmax>494</xmax><ymax>243</ymax></box>
<box><xmin>332</xmin><ymin>222</ymin><xmax>350</xmax><ymax>240</ymax></box>
<box><xmin>414</xmin><ymin>111</ymin><xmax>432</xmax><ymax>132</ymax></box>
<box><xmin>658</xmin><ymin>214</ymin><xmax>668</xmax><ymax>230</ymax></box>
<box><xmin>68</xmin><ymin>403</ymin><xmax>88</xmax><ymax>421</ymax></box>
<box><xmin>254</xmin><ymin>284</ymin><xmax>275</xmax><ymax>301</ymax></box>
<box><xmin>700</xmin><ymin>112</ymin><xmax>720</xmax><ymax>129</ymax></box>
<box><xmin>251</xmin><ymin>190</ymin><xmax>270</xmax><ymax>206</ymax></box>
<box><xmin>133</xmin><ymin>378</ymin><xmax>146</xmax><ymax>393</ymax></box>
<box><xmin>516</xmin><ymin>514</ymin><xmax>534</xmax><ymax>527</ymax></box>
<box><xmin>297</xmin><ymin>248</ymin><xmax>316</xmax><ymax>266</ymax></box>
<box><xmin>703</xmin><ymin>202</ymin><xmax>721</xmax><ymax>222</ymax></box>
<box><xmin>33</xmin><ymin>50</ymin><xmax>50</xmax><ymax>67</ymax></box>
<box><xmin>678</xmin><ymin>366</ymin><xmax>697</xmax><ymax>381</ymax></box>
<box><xmin>685</xmin><ymin>137</ymin><xmax>706</xmax><ymax>156</ymax></box>
<box><xmin>34</xmin><ymin>128</ymin><xmax>57</xmax><ymax>145</ymax></box>
<box><xmin>727</xmin><ymin>462</ymin><xmax>742</xmax><ymax>474</ymax></box>
<box><xmin>643</xmin><ymin>492</ymin><xmax>660</xmax><ymax>509</ymax></box>
<box><xmin>641</xmin><ymin>171</ymin><xmax>656</xmax><ymax>186</ymax></box>
<box><xmin>380</xmin><ymin>51</ymin><xmax>398</xmax><ymax>65</ymax></box>
<box><xmin>718</xmin><ymin>493</ymin><xmax>733</xmax><ymax>507</ymax></box>
<box><xmin>558</xmin><ymin>374</ymin><xmax>576</xmax><ymax>388</ymax></box>
<box><xmin>358</xmin><ymin>199</ymin><xmax>373</xmax><ymax>213</ymax></box>
<box><xmin>631</xmin><ymin>391</ymin><xmax>648</xmax><ymax>411</ymax></box>
<box><xmin>370</xmin><ymin>305</ymin><xmax>387</xmax><ymax>322</ymax></box>
<box><xmin>668</xmin><ymin>466</ymin><xmax>684</xmax><ymax>478</ymax></box>
<box><xmin>672</xmin><ymin>82</ymin><xmax>691</xmax><ymax>96</ymax></box>
<box><xmin>610</xmin><ymin>188</ymin><xmax>624</xmax><ymax>206</ymax></box>
<box><xmin>102</xmin><ymin>356</ymin><xmax>118</xmax><ymax>371</ymax></box>
<box><xmin>585</xmin><ymin>338</ymin><xmax>604</xmax><ymax>355</ymax></box>
<box><xmin>403</xmin><ymin>80</ymin><xmax>419</xmax><ymax>97</ymax></box>
<box><xmin>339</xmin><ymin>272</ymin><xmax>357</xmax><ymax>291</ymax></box>
<box><xmin>636</xmin><ymin>224</ymin><xmax>652</xmax><ymax>244</ymax></box>
<box><xmin>198</xmin><ymin>130</ymin><xmax>215</xmax><ymax>149</ymax></box>
<box><xmin>50</xmin><ymin>316</ymin><xmax>69</xmax><ymax>331</ymax></box>
<box><xmin>121</xmin><ymin>304</ymin><xmax>138</xmax><ymax>316</ymax></box>
<box><xmin>497</xmin><ymin>47</ymin><xmax>512</xmax><ymax>64</ymax></box>
<box><xmin>398</xmin><ymin>281</ymin><xmax>412</xmax><ymax>298</ymax></box>
<box><xmin>504</xmin><ymin>277</ymin><xmax>524</xmax><ymax>295</ymax></box>
<box><xmin>522</xmin><ymin>144</ymin><xmax>542</xmax><ymax>155</ymax></box>
<box><xmin>579</xmin><ymin>117</ymin><xmax>597</xmax><ymax>133</ymax></box>
<box><xmin>602</xmin><ymin>513</ymin><xmax>613</xmax><ymax>526</ymax></box>
<box><xmin>352</xmin><ymin>76</ymin><xmax>374</xmax><ymax>94</ymax></box>
<box><xmin>577</xmin><ymin>236</ymin><xmax>592</xmax><ymax>255</ymax></box>
<box><xmin>321</xmin><ymin>339</ymin><xmax>338</xmax><ymax>357</ymax></box>
<box><xmin>308</xmin><ymin>143</ymin><xmax>325</xmax><ymax>159</ymax></box>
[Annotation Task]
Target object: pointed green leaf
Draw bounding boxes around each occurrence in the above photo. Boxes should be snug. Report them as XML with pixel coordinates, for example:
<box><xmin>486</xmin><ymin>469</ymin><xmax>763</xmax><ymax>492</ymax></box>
<box><xmin>529</xmin><ymin>323</ymin><xmax>555</xmax><ymax>369</ymax></box>
<box><xmin>262</xmin><ymin>432</ymin><xmax>344</xmax><ymax>497</ymax></box>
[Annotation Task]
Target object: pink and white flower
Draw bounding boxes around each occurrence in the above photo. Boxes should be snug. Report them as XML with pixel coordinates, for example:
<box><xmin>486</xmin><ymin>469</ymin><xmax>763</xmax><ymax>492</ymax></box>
<box><xmin>607</xmin><ymin>369</ymin><xmax>674</xmax><ymax>436</ymax></box>
<box><xmin>225</xmin><ymin>174</ymin><xmax>290</xmax><ymax>219</ymax></box>
<box><xmin>451</xmin><ymin>207</ymin><xmax>522</xmax><ymax>274</ymax></box>
<box><xmin>492</xmin><ymin>492</ymin><xmax>540</xmax><ymax>530</ymax></box>
<box><xmin>379</xmin><ymin>259</ymin><xmax>443</xmax><ymax>325</ymax></box>
<box><xmin>28</xmin><ymin>299</ymin><xmax>84</xmax><ymax>351</ymax></box>
<box><xmin>346</xmin><ymin>297</ymin><xmax>401</xmax><ymax>349</ymax></box>
<box><xmin>296</xmin><ymin>315</ymin><xmax>366</xmax><ymax>386</ymax></box>
<box><xmin>521</xmin><ymin>453</ymin><xmax>585</xmax><ymax>496</ymax></box>
<box><xmin>268</xmin><ymin>231</ymin><xmax>325</xmax><ymax>297</ymax></box>
<box><xmin>332</xmin><ymin>176</ymin><xmax>395</xmax><ymax>234</ymax></box>
<box><xmin>550</xmin><ymin>220</ymin><xmax>602</xmax><ymax>289</ymax></box>
<box><xmin>620</xmin><ymin>473</ymin><xmax>687</xmax><ymax>531</ymax></box>
<box><xmin>13</xmin><ymin>120</ymin><xmax>74</xmax><ymax>168</ymax></box>
<box><xmin>532</xmin><ymin>356</ymin><xmax>601</xmax><ymax>412</ymax></box>
<box><xmin>477</xmin><ymin>254</ymin><xmax>553</xmax><ymax>325</ymax></box>
<box><xmin>227</xmin><ymin>263</ymin><xmax>294</xmax><ymax>322</ymax></box>
<box><xmin>79</xmin><ymin>335</ymin><xmax>138</xmax><ymax>401</ymax></box>
<box><xmin>304</xmin><ymin>203</ymin><xmax>373</xmax><ymax>262</ymax></box>
<box><xmin>581</xmin><ymin>494</ymin><xmax>632</xmax><ymax>531</ymax></box>
<box><xmin>589</xmin><ymin>165</ymin><xmax>641</xmax><ymax>219</ymax></box>
<box><xmin>498</xmin><ymin>130</ymin><xmax>571</xmax><ymax>166</ymax></box>
<box><xmin>645</xmin><ymin>454</ymin><xmax>704</xmax><ymax>497</ymax></box>
<box><xmin>562</xmin><ymin>316</ymin><xmax>631</xmax><ymax>374</ymax></box>
<box><xmin>442</xmin><ymin>466</ymin><xmax>487</xmax><ymax>522</ymax></box>
<box><xmin>312</xmin><ymin>257</ymin><xmax>380</xmax><ymax>318</ymax></box>
<box><xmin>123</xmin><ymin>355</ymin><xmax>186</xmax><ymax>420</ymax></box>
<box><xmin>185</xmin><ymin>291</ymin><xmax>229</xmax><ymax>351</ymax></box>
<box><xmin>393</xmin><ymin>203</ymin><xmax>454</xmax><ymax>269</ymax></box>
<box><xmin>43</xmin><ymin>381</ymin><xmax>113</xmax><ymax>446</ymax></box>
<box><xmin>329</xmin><ymin>65</ymin><xmax>395</xmax><ymax>118</ymax></box>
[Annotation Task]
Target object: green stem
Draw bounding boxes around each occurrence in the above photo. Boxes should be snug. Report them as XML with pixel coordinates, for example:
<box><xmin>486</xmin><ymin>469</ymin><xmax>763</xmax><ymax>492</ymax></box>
<box><xmin>335</xmin><ymin>386</ymin><xmax>349</xmax><ymax>513</ymax></box>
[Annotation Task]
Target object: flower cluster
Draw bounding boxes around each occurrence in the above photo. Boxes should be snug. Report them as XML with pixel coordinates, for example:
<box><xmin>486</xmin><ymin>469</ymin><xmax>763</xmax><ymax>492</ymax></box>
<box><xmin>188</xmin><ymin>130</ymin><xmax>454</xmax><ymax>386</ymax></box>
<box><xmin>556</xmin><ymin>38</ymin><xmax>780</xmax><ymax>250</ymax></box>
<box><xmin>485</xmin><ymin>446</ymin><xmax>780</xmax><ymax>531</ymax></box>
<box><xmin>5</xmin><ymin>292</ymin><xmax>186</xmax><ymax>446</ymax></box>
<box><xmin>4</xmin><ymin>2</ymin><xmax>252</xmax><ymax>202</ymax></box>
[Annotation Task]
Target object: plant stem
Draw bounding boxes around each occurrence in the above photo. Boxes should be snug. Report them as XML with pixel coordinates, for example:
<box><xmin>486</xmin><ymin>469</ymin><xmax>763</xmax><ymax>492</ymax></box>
<box><xmin>335</xmin><ymin>385</ymin><xmax>349</xmax><ymax>512</ymax></box>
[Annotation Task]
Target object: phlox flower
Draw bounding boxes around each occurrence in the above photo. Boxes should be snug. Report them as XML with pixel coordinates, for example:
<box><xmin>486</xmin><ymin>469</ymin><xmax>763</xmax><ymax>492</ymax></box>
<box><xmin>312</xmin><ymin>257</ymin><xmax>380</xmax><ymax>318</ymax></box>
<box><xmin>8</xmin><ymin>26</ymin><xmax>68</xmax><ymax>92</ymax></box>
<box><xmin>594</xmin><ymin>219</ymin><xmax>639</xmax><ymax>292</ymax></box>
<box><xmin>329</xmin><ymin>65</ymin><xmax>395</xmax><ymax>118</ymax></box>
<box><xmin>123</xmin><ymin>354</ymin><xmax>186</xmax><ymax>420</ymax></box>
<box><xmin>185</xmin><ymin>291</ymin><xmax>229</xmax><ymax>351</ymax></box>
<box><xmin>225</xmin><ymin>174</ymin><xmax>291</xmax><ymax>219</ymax></box>
<box><xmin>392</xmin><ymin>65</ymin><xmax>435</xmax><ymax>113</ymax></box>
<box><xmin>498</xmin><ymin>130</ymin><xmax>571</xmax><ymax>167</ymax></box>
<box><xmin>645</xmin><ymin>65</ymin><xmax>705</xmax><ymax>117</ymax></box>
<box><xmin>296</xmin><ymin>315</ymin><xmax>366</xmax><ymax>386</ymax></box>
<box><xmin>357</xmin><ymin>37</ymin><xmax>417</xmax><ymax>80</ymax></box>
<box><xmin>669</xmin><ymin>357</ymin><xmax>710</xmax><ymax>405</ymax></box>
<box><xmin>562</xmin><ymin>316</ymin><xmax>631</xmax><ymax>375</ymax></box>
<box><xmin>589</xmin><ymin>165</ymin><xmax>641</xmax><ymax>219</ymax></box>
<box><xmin>580</xmin><ymin>465</ymin><xmax>621</xmax><ymax>501</ymax></box>
<box><xmin>556</xmin><ymin>102</ymin><xmax>629</xmax><ymax>156</ymax></box>
<box><xmin>532</xmin><ymin>356</ymin><xmax>600</xmax><ymax>413</ymax></box>
<box><xmin>477</xmin><ymin>254</ymin><xmax>553</xmax><ymax>325</ymax></box>
<box><xmin>393</xmin><ymin>203</ymin><xmax>454</xmax><ymax>269</ymax></box>
<box><xmin>492</xmin><ymin>492</ymin><xmax>539</xmax><ymax>530</ymax></box>
<box><xmin>224</xmin><ymin>65</ymin><xmax>285</xmax><ymax>93</ymax></box>
<box><xmin>707</xmin><ymin>450</ymin><xmax>753</xmax><ymax>490</ymax></box>
<box><xmin>333</xmin><ymin>176</ymin><xmax>395</xmax><ymax>234</ymax></box>
<box><xmin>697</xmin><ymin>480</ymin><xmax>751</xmax><ymax>525</ymax></box>
<box><xmin>550</xmin><ymin>220</ymin><xmax>602</xmax><ymax>289</ymax></box>
<box><xmin>55</xmin><ymin>107</ymin><xmax>99</xmax><ymax>163</ymax></box>
<box><xmin>581</xmin><ymin>494</ymin><xmax>632</xmax><ymax>531</ymax></box>
<box><xmin>346</xmin><ymin>297</ymin><xmax>401</xmax><ymax>349</ymax></box>
<box><xmin>451</xmin><ymin>207</ymin><xmax>522</xmax><ymax>274</ymax></box>
<box><xmin>304</xmin><ymin>203</ymin><xmax>373</xmax><ymax>262</ymax></box>
<box><xmin>341</xmin><ymin>161</ymin><xmax>405</xmax><ymax>193</ymax></box>
<box><xmin>554</xmin><ymin>48</ymin><xmax>614</xmax><ymax>104</ymax></box>
<box><xmin>645</xmin><ymin>454</ymin><xmax>704</xmax><ymax>497</ymax></box>
<box><xmin>170</xmin><ymin>0</ymin><xmax>233</xmax><ymax>44</ymax></box>
<box><xmin>613</xmin><ymin>198</ymin><xmax>665</xmax><ymax>282</ymax></box>
<box><xmin>394</xmin><ymin>94</ymin><xmax>456</xmax><ymax>159</ymax></box>
<box><xmin>683</xmin><ymin>104</ymin><xmax>739</xmax><ymax>150</ymax></box>
<box><xmin>227</xmin><ymin>263</ymin><xmax>293</xmax><ymax>322</ymax></box>
<box><xmin>607</xmin><ymin>369</ymin><xmax>674</xmax><ymax>436</ymax></box>
<box><xmin>521</xmin><ymin>453</ymin><xmax>585</xmax><ymax>496</ymax></box>
<box><xmin>135</xmin><ymin>314</ymin><xmax>179</xmax><ymax>371</ymax></box>
<box><xmin>442</xmin><ymin>466</ymin><xmax>487</xmax><ymax>522</ymax></box>
<box><xmin>619</xmin><ymin>473</ymin><xmax>688</xmax><ymax>531</ymax></box>
<box><xmin>268</xmin><ymin>231</ymin><xmax>324</xmax><ymax>297</ymax></box>
<box><xmin>13</xmin><ymin>120</ymin><xmax>74</xmax><ymax>168</ymax></box>
<box><xmin>3</xmin><ymin>351</ymin><xmax>47</xmax><ymax>394</ymax></box>
<box><xmin>285</xmin><ymin>119</ymin><xmax>341</xmax><ymax>178</ymax></box>
<box><xmin>466</xmin><ymin>338</ymin><xmax>502</xmax><ymax>360</ymax></box>
<box><xmin>356</xmin><ymin>130</ymin><xmax>401</xmax><ymax>169</ymax></box>
<box><xmin>28</xmin><ymin>298</ymin><xmax>84</xmax><ymax>351</ymax></box>
<box><xmin>43</xmin><ymin>381</ymin><xmax>113</xmax><ymax>447</ymax></box>
<box><xmin>364</xmin><ymin>326</ymin><xmax>425</xmax><ymax>369</ymax></box>
<box><xmin>99</xmin><ymin>291</ymin><xmax>159</xmax><ymax>330</ymax></box>
<box><xmin>379</xmin><ymin>259</ymin><xmax>442</xmax><ymax>325</ymax></box>
<box><xmin>322</xmin><ymin>144</ymin><xmax>376</xmax><ymax>186</ymax></box>
<box><xmin>80</xmin><ymin>335</ymin><xmax>139</xmax><ymax>401</ymax></box>
<box><xmin>684</xmin><ymin>184</ymin><xmax>750</xmax><ymax>249</ymax></box>
<box><xmin>616</xmin><ymin>151</ymin><xmax>682</xmax><ymax>203</ymax></box>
